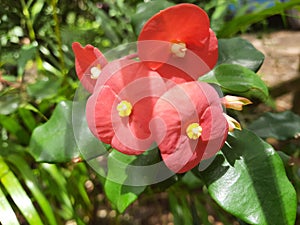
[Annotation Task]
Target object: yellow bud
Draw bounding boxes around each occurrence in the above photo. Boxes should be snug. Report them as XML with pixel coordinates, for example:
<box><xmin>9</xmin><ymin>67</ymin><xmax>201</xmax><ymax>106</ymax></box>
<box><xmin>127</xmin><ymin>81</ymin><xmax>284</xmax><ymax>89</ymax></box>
<box><xmin>222</xmin><ymin>95</ymin><xmax>252</xmax><ymax>111</ymax></box>
<box><xmin>224</xmin><ymin>113</ymin><xmax>241</xmax><ymax>132</ymax></box>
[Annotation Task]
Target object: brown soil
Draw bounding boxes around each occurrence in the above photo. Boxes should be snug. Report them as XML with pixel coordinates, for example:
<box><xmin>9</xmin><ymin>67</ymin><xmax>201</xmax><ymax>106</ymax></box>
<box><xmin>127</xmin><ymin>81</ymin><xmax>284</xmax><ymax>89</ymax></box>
<box><xmin>242</xmin><ymin>30</ymin><xmax>300</xmax><ymax>113</ymax></box>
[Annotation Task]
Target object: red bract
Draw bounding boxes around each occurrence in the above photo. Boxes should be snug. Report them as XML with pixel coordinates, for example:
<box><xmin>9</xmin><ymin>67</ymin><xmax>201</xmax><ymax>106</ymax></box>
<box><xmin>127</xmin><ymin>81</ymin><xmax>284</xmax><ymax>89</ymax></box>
<box><xmin>152</xmin><ymin>81</ymin><xmax>228</xmax><ymax>173</ymax></box>
<box><xmin>72</xmin><ymin>42</ymin><xmax>107</xmax><ymax>93</ymax></box>
<box><xmin>86</xmin><ymin>61</ymin><xmax>167</xmax><ymax>155</ymax></box>
<box><xmin>138</xmin><ymin>3</ymin><xmax>218</xmax><ymax>79</ymax></box>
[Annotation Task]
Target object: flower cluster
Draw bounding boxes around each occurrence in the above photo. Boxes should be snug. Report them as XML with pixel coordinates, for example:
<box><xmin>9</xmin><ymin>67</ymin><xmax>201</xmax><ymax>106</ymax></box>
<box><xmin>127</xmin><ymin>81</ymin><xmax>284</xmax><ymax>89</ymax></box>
<box><xmin>72</xmin><ymin>4</ymin><xmax>249</xmax><ymax>173</ymax></box>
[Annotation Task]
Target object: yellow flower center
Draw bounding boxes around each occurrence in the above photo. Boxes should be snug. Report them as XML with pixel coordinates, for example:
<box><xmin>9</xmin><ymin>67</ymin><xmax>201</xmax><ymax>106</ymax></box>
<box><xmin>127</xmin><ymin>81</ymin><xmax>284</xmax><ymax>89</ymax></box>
<box><xmin>186</xmin><ymin>123</ymin><xmax>202</xmax><ymax>140</ymax></box>
<box><xmin>170</xmin><ymin>42</ymin><xmax>187</xmax><ymax>58</ymax></box>
<box><xmin>117</xmin><ymin>100</ymin><xmax>132</xmax><ymax>117</ymax></box>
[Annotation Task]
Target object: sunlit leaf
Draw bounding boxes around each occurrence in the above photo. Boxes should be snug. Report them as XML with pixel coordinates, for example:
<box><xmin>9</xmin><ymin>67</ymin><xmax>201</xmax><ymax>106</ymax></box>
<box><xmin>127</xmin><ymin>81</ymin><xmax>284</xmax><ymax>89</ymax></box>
<box><xmin>0</xmin><ymin>157</ymin><xmax>43</xmax><ymax>225</ymax></box>
<box><xmin>0</xmin><ymin>186</ymin><xmax>20</xmax><ymax>225</ymax></box>
<box><xmin>199</xmin><ymin>64</ymin><xmax>269</xmax><ymax>101</ymax></box>
<box><xmin>6</xmin><ymin>155</ymin><xmax>58</xmax><ymax>225</ymax></box>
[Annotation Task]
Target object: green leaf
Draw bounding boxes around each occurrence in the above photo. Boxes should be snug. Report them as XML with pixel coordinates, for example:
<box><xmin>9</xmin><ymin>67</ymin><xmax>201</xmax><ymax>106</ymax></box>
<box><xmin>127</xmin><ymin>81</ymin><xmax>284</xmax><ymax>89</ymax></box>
<box><xmin>29</xmin><ymin>100</ymin><xmax>80</xmax><ymax>162</ymax></box>
<box><xmin>131</xmin><ymin>0</ymin><xmax>174</xmax><ymax>35</ymax></box>
<box><xmin>104</xmin><ymin>148</ymin><xmax>163</xmax><ymax>213</ymax></box>
<box><xmin>0</xmin><ymin>93</ymin><xmax>20</xmax><ymax>115</ymax></box>
<box><xmin>199</xmin><ymin>64</ymin><xmax>269</xmax><ymax>101</ymax></box>
<box><xmin>18</xmin><ymin>107</ymin><xmax>37</xmax><ymax>132</ymax></box>
<box><xmin>40</xmin><ymin>163</ymin><xmax>74</xmax><ymax>219</ymax></box>
<box><xmin>26</xmin><ymin>75</ymin><xmax>61</xmax><ymax>101</ymax></box>
<box><xmin>197</xmin><ymin>129</ymin><xmax>297</xmax><ymax>225</ymax></box>
<box><xmin>0</xmin><ymin>114</ymin><xmax>30</xmax><ymax>145</ymax></box>
<box><xmin>248</xmin><ymin>111</ymin><xmax>300</xmax><ymax>140</ymax></box>
<box><xmin>6</xmin><ymin>155</ymin><xmax>58</xmax><ymax>225</ymax></box>
<box><xmin>218</xmin><ymin>38</ymin><xmax>265</xmax><ymax>72</ymax></box>
<box><xmin>0</xmin><ymin>186</ymin><xmax>20</xmax><ymax>225</ymax></box>
<box><xmin>67</xmin><ymin>163</ymin><xmax>91</xmax><ymax>210</ymax></box>
<box><xmin>168</xmin><ymin>191</ymin><xmax>193</xmax><ymax>225</ymax></box>
<box><xmin>31</xmin><ymin>0</ymin><xmax>45</xmax><ymax>22</ymax></box>
<box><xmin>17</xmin><ymin>44</ymin><xmax>37</xmax><ymax>76</ymax></box>
<box><xmin>0</xmin><ymin>157</ymin><xmax>43</xmax><ymax>225</ymax></box>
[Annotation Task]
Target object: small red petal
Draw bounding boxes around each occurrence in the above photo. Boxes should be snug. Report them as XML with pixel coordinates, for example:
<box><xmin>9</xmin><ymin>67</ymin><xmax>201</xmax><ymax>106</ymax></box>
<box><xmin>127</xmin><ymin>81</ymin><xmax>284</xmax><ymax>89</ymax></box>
<box><xmin>72</xmin><ymin>42</ymin><xmax>107</xmax><ymax>93</ymax></box>
<box><xmin>138</xmin><ymin>4</ymin><xmax>210</xmax><ymax>46</ymax></box>
<box><xmin>87</xmin><ymin>61</ymin><xmax>168</xmax><ymax>155</ymax></box>
<box><xmin>156</xmin><ymin>64</ymin><xmax>194</xmax><ymax>85</ymax></box>
<box><xmin>86</xmin><ymin>85</ymin><xmax>116</xmax><ymax>144</ymax></box>
<box><xmin>138</xmin><ymin>4</ymin><xmax>215</xmax><ymax>73</ymax></box>
<box><xmin>191</xmin><ymin>29</ymin><xmax>218</xmax><ymax>71</ymax></box>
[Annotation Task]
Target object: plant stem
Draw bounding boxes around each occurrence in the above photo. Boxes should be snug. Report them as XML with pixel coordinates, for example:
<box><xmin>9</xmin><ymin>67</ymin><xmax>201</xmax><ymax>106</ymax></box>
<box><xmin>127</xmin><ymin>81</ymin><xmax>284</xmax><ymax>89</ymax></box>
<box><xmin>51</xmin><ymin>0</ymin><xmax>66</xmax><ymax>77</ymax></box>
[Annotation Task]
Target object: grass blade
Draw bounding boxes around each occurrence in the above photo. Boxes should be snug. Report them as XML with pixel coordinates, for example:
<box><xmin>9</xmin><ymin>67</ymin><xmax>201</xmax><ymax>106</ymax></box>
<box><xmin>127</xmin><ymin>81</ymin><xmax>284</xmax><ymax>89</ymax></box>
<box><xmin>0</xmin><ymin>157</ymin><xmax>43</xmax><ymax>225</ymax></box>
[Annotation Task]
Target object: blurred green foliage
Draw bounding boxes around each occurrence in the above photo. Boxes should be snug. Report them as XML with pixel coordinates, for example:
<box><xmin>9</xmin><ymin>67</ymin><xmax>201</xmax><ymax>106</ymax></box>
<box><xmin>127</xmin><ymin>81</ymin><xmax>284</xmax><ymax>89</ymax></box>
<box><xmin>0</xmin><ymin>0</ymin><xmax>300</xmax><ymax>224</ymax></box>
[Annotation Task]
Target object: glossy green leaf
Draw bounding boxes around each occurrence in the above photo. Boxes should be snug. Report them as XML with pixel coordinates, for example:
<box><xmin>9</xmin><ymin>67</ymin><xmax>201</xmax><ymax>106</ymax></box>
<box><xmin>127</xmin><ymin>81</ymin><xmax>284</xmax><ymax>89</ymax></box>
<box><xmin>29</xmin><ymin>100</ymin><xmax>80</xmax><ymax>162</ymax></box>
<box><xmin>248</xmin><ymin>111</ymin><xmax>300</xmax><ymax>140</ymax></box>
<box><xmin>131</xmin><ymin>0</ymin><xmax>174</xmax><ymax>35</ymax></box>
<box><xmin>104</xmin><ymin>148</ymin><xmax>163</xmax><ymax>213</ymax></box>
<box><xmin>6</xmin><ymin>155</ymin><xmax>58</xmax><ymax>225</ymax></box>
<box><xmin>0</xmin><ymin>157</ymin><xmax>43</xmax><ymax>225</ymax></box>
<box><xmin>218</xmin><ymin>38</ymin><xmax>265</xmax><ymax>72</ymax></box>
<box><xmin>197</xmin><ymin>129</ymin><xmax>297</xmax><ymax>225</ymax></box>
<box><xmin>199</xmin><ymin>64</ymin><xmax>269</xmax><ymax>101</ymax></box>
<box><xmin>0</xmin><ymin>186</ymin><xmax>20</xmax><ymax>225</ymax></box>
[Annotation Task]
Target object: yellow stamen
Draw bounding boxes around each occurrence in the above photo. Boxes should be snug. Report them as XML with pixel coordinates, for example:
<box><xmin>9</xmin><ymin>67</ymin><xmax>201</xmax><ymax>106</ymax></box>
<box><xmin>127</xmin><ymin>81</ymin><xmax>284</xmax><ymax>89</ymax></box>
<box><xmin>90</xmin><ymin>64</ymin><xmax>102</xmax><ymax>79</ymax></box>
<box><xmin>117</xmin><ymin>100</ymin><xmax>132</xmax><ymax>117</ymax></box>
<box><xmin>186</xmin><ymin>123</ymin><xmax>202</xmax><ymax>140</ymax></box>
<box><xmin>171</xmin><ymin>42</ymin><xmax>187</xmax><ymax>58</ymax></box>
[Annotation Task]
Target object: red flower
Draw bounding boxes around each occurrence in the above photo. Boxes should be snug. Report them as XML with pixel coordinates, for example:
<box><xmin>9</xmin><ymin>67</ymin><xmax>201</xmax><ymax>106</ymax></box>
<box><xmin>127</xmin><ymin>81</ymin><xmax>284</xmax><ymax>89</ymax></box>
<box><xmin>152</xmin><ymin>81</ymin><xmax>228</xmax><ymax>173</ymax></box>
<box><xmin>72</xmin><ymin>42</ymin><xmax>107</xmax><ymax>93</ymax></box>
<box><xmin>138</xmin><ymin>3</ymin><xmax>218</xmax><ymax>79</ymax></box>
<box><xmin>86</xmin><ymin>60</ymin><xmax>167</xmax><ymax>155</ymax></box>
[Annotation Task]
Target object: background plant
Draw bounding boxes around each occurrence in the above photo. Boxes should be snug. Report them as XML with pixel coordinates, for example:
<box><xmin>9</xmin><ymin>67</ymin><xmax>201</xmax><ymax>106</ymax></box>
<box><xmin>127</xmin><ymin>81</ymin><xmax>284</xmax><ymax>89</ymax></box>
<box><xmin>0</xmin><ymin>0</ymin><xmax>300</xmax><ymax>224</ymax></box>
